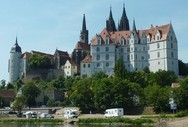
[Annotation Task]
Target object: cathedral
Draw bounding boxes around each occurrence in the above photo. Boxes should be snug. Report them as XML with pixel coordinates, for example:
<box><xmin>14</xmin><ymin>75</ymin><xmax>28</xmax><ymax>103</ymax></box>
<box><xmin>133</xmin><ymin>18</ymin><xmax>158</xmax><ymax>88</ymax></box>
<box><xmin>82</xmin><ymin>5</ymin><xmax>179</xmax><ymax>77</ymax></box>
<box><xmin>9</xmin><ymin>4</ymin><xmax>179</xmax><ymax>83</ymax></box>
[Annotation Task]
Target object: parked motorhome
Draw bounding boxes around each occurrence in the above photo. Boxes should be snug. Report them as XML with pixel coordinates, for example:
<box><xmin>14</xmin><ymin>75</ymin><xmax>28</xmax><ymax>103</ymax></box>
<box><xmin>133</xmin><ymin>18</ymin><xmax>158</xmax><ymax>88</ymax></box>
<box><xmin>104</xmin><ymin>108</ymin><xmax>124</xmax><ymax>118</ymax></box>
<box><xmin>64</xmin><ymin>109</ymin><xmax>78</xmax><ymax>118</ymax></box>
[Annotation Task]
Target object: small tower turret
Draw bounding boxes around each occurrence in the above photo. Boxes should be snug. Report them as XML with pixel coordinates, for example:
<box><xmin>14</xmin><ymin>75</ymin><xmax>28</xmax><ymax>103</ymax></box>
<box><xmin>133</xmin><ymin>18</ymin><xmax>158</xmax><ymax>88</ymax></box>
<box><xmin>9</xmin><ymin>37</ymin><xmax>22</xmax><ymax>83</ymax></box>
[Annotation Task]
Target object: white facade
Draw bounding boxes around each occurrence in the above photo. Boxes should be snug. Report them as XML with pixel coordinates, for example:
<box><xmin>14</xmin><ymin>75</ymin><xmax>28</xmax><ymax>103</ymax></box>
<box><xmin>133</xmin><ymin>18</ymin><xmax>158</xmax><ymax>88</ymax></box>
<box><xmin>63</xmin><ymin>60</ymin><xmax>78</xmax><ymax>78</ymax></box>
<box><xmin>91</xmin><ymin>24</ymin><xmax>179</xmax><ymax>76</ymax></box>
<box><xmin>81</xmin><ymin>62</ymin><xmax>92</xmax><ymax>78</ymax></box>
<box><xmin>9</xmin><ymin>40</ymin><xmax>22</xmax><ymax>83</ymax></box>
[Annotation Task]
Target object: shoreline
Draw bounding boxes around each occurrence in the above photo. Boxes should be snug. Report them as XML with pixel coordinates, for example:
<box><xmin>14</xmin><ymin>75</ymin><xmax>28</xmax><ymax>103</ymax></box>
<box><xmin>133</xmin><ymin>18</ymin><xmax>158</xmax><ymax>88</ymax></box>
<box><xmin>1</xmin><ymin>114</ymin><xmax>188</xmax><ymax>126</ymax></box>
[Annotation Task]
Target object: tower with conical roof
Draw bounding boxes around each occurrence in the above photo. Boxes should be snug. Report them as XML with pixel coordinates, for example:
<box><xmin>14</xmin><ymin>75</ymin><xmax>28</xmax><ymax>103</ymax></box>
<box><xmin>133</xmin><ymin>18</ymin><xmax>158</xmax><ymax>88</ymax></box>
<box><xmin>118</xmin><ymin>4</ymin><xmax>130</xmax><ymax>31</ymax></box>
<box><xmin>9</xmin><ymin>37</ymin><xmax>22</xmax><ymax>83</ymax></box>
<box><xmin>106</xmin><ymin>7</ymin><xmax>117</xmax><ymax>32</ymax></box>
<box><xmin>80</xmin><ymin>14</ymin><xmax>89</xmax><ymax>44</ymax></box>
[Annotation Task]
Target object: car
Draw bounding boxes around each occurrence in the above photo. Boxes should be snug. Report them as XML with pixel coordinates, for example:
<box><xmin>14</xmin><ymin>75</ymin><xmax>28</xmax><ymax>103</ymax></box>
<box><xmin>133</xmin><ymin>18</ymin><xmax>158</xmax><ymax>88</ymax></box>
<box><xmin>23</xmin><ymin>111</ymin><xmax>38</xmax><ymax>118</ymax></box>
<box><xmin>39</xmin><ymin>113</ymin><xmax>54</xmax><ymax>119</ymax></box>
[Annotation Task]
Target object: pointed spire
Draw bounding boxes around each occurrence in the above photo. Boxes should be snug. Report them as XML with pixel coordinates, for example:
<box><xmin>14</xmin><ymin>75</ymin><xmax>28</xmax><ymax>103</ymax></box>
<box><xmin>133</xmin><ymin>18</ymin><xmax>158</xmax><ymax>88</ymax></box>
<box><xmin>80</xmin><ymin>14</ymin><xmax>89</xmax><ymax>44</ymax></box>
<box><xmin>82</xmin><ymin>14</ymin><xmax>86</xmax><ymax>32</ymax></box>
<box><xmin>132</xmin><ymin>18</ymin><xmax>137</xmax><ymax>31</ymax></box>
<box><xmin>15</xmin><ymin>36</ymin><xmax>18</xmax><ymax>45</ymax></box>
<box><xmin>118</xmin><ymin>3</ymin><xmax>129</xmax><ymax>31</ymax></box>
<box><xmin>106</xmin><ymin>6</ymin><xmax>117</xmax><ymax>32</ymax></box>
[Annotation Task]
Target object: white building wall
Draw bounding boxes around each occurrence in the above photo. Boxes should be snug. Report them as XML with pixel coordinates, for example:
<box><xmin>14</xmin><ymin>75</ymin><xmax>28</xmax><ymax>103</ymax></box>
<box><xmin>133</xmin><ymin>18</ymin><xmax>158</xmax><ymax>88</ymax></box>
<box><xmin>81</xmin><ymin>62</ymin><xmax>92</xmax><ymax>77</ymax></box>
<box><xmin>9</xmin><ymin>52</ymin><xmax>22</xmax><ymax>83</ymax></box>
<box><xmin>92</xmin><ymin>45</ymin><xmax>116</xmax><ymax>77</ymax></box>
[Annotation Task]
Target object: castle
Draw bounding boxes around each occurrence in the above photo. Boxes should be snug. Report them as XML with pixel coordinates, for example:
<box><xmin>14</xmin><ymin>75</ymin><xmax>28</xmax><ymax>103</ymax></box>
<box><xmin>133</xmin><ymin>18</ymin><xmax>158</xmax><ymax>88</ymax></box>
<box><xmin>9</xmin><ymin>5</ymin><xmax>179</xmax><ymax>83</ymax></box>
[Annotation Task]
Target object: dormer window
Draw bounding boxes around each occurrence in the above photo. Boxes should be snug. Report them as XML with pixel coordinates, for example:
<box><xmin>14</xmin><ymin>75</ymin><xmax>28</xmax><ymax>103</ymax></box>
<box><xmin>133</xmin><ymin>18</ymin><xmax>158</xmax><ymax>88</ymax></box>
<box><xmin>120</xmin><ymin>37</ymin><xmax>125</xmax><ymax>45</ymax></box>
<box><xmin>147</xmin><ymin>35</ymin><xmax>150</xmax><ymax>43</ymax></box>
<box><xmin>156</xmin><ymin>30</ymin><xmax>161</xmax><ymax>41</ymax></box>
<box><xmin>105</xmin><ymin>36</ymin><xmax>110</xmax><ymax>44</ymax></box>
<box><xmin>97</xmin><ymin>36</ymin><xmax>101</xmax><ymax>45</ymax></box>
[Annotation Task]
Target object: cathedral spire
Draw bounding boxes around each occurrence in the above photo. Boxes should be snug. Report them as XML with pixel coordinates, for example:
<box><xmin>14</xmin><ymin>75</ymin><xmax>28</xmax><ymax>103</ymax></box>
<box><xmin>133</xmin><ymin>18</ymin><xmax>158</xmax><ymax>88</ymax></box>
<box><xmin>106</xmin><ymin>6</ymin><xmax>117</xmax><ymax>32</ymax></box>
<box><xmin>118</xmin><ymin>3</ymin><xmax>129</xmax><ymax>31</ymax></box>
<box><xmin>80</xmin><ymin>14</ymin><xmax>88</xmax><ymax>44</ymax></box>
<box><xmin>82</xmin><ymin>14</ymin><xmax>86</xmax><ymax>32</ymax></box>
<box><xmin>132</xmin><ymin>18</ymin><xmax>137</xmax><ymax>31</ymax></box>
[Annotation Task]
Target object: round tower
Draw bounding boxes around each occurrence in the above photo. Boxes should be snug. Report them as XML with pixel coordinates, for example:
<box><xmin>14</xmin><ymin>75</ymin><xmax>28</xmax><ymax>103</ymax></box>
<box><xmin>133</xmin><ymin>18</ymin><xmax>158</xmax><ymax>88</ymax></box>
<box><xmin>9</xmin><ymin>37</ymin><xmax>22</xmax><ymax>83</ymax></box>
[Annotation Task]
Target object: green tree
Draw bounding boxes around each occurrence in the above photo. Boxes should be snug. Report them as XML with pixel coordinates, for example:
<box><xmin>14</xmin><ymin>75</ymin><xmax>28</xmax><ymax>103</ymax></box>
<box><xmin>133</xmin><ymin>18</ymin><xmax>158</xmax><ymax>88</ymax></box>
<box><xmin>148</xmin><ymin>70</ymin><xmax>177</xmax><ymax>87</ymax></box>
<box><xmin>29</xmin><ymin>53</ymin><xmax>51</xmax><ymax>69</ymax></box>
<box><xmin>92</xmin><ymin>71</ymin><xmax>108</xmax><ymax>80</ymax></box>
<box><xmin>12</xmin><ymin>95</ymin><xmax>27</xmax><ymax>113</ymax></box>
<box><xmin>144</xmin><ymin>84</ymin><xmax>171</xmax><ymax>112</ymax></box>
<box><xmin>179</xmin><ymin>60</ymin><xmax>188</xmax><ymax>76</ymax></box>
<box><xmin>22</xmin><ymin>82</ymin><xmax>41</xmax><ymax>108</ymax></box>
<box><xmin>174</xmin><ymin>77</ymin><xmax>188</xmax><ymax>110</ymax></box>
<box><xmin>128</xmin><ymin>71</ymin><xmax>149</xmax><ymax>88</ymax></box>
<box><xmin>114</xmin><ymin>58</ymin><xmax>127</xmax><ymax>79</ymax></box>
<box><xmin>93</xmin><ymin>78</ymin><xmax>143</xmax><ymax>112</ymax></box>
<box><xmin>6</xmin><ymin>83</ymin><xmax>14</xmax><ymax>89</ymax></box>
<box><xmin>70</xmin><ymin>78</ymin><xmax>93</xmax><ymax>113</ymax></box>
<box><xmin>0</xmin><ymin>79</ymin><xmax>6</xmax><ymax>89</ymax></box>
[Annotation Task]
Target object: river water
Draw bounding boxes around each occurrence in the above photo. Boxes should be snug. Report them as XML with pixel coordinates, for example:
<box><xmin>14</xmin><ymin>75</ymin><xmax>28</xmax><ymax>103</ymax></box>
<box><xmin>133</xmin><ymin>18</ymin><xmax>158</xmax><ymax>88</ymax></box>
<box><xmin>0</xmin><ymin>123</ymin><xmax>152</xmax><ymax>127</ymax></box>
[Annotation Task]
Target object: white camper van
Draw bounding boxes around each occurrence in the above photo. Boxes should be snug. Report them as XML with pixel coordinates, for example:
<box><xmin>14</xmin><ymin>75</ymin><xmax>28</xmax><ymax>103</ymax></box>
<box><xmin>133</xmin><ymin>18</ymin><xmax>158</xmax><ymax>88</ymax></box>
<box><xmin>64</xmin><ymin>109</ymin><xmax>78</xmax><ymax>118</ymax></box>
<box><xmin>104</xmin><ymin>108</ymin><xmax>124</xmax><ymax>118</ymax></box>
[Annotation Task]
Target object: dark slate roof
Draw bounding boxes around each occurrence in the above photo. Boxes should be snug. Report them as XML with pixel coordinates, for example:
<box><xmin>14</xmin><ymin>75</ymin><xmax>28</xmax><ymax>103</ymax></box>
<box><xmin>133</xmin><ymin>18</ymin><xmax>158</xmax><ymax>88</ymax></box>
<box><xmin>10</xmin><ymin>38</ymin><xmax>22</xmax><ymax>53</ymax></box>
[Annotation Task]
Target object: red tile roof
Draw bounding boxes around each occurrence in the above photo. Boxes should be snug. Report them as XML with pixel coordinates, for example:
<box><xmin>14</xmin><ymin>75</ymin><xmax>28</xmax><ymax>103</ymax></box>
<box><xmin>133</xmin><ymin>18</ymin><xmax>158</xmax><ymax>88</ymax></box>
<box><xmin>91</xmin><ymin>24</ymin><xmax>171</xmax><ymax>46</ymax></box>
<box><xmin>21</xmin><ymin>52</ymin><xmax>32</xmax><ymax>59</ymax></box>
<box><xmin>31</xmin><ymin>50</ymin><xmax>54</xmax><ymax>59</ymax></box>
<box><xmin>0</xmin><ymin>89</ymin><xmax>16</xmax><ymax>98</ymax></box>
<box><xmin>81</xmin><ymin>54</ymin><xmax>92</xmax><ymax>63</ymax></box>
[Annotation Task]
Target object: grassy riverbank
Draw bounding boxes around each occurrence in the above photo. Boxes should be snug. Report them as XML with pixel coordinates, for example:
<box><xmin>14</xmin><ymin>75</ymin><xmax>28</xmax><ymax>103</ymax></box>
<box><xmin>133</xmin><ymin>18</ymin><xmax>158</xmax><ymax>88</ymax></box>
<box><xmin>78</xmin><ymin>117</ymin><xmax>154</xmax><ymax>126</ymax></box>
<box><xmin>0</xmin><ymin>118</ymin><xmax>64</xmax><ymax>123</ymax></box>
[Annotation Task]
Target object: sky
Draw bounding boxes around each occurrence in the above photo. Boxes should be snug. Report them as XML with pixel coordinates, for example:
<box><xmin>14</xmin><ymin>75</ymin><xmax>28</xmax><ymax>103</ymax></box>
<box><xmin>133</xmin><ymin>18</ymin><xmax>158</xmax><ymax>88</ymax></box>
<box><xmin>0</xmin><ymin>0</ymin><xmax>188</xmax><ymax>83</ymax></box>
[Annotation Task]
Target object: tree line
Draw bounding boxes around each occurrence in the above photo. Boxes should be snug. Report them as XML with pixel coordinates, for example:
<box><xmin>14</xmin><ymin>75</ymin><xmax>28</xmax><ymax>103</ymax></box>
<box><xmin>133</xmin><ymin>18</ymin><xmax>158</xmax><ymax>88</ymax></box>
<box><xmin>1</xmin><ymin>58</ymin><xmax>188</xmax><ymax>114</ymax></box>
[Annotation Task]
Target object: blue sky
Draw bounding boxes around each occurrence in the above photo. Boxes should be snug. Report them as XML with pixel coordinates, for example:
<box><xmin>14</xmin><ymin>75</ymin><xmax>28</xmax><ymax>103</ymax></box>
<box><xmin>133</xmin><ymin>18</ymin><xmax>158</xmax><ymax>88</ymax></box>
<box><xmin>0</xmin><ymin>0</ymin><xmax>188</xmax><ymax>83</ymax></box>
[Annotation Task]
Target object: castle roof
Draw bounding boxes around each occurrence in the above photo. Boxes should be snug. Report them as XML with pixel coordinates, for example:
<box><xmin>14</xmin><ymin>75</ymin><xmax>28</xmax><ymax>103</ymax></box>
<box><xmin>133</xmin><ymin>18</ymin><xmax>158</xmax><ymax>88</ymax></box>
<box><xmin>55</xmin><ymin>49</ymin><xmax>69</xmax><ymax>57</ymax></box>
<box><xmin>66</xmin><ymin>60</ymin><xmax>77</xmax><ymax>66</ymax></box>
<box><xmin>10</xmin><ymin>37</ymin><xmax>22</xmax><ymax>53</ymax></box>
<box><xmin>74</xmin><ymin>42</ymin><xmax>90</xmax><ymax>50</ymax></box>
<box><xmin>81</xmin><ymin>54</ymin><xmax>92</xmax><ymax>63</ymax></box>
<box><xmin>21</xmin><ymin>52</ymin><xmax>32</xmax><ymax>59</ymax></box>
<box><xmin>31</xmin><ymin>50</ymin><xmax>54</xmax><ymax>59</ymax></box>
<box><xmin>91</xmin><ymin>23</ymin><xmax>171</xmax><ymax>46</ymax></box>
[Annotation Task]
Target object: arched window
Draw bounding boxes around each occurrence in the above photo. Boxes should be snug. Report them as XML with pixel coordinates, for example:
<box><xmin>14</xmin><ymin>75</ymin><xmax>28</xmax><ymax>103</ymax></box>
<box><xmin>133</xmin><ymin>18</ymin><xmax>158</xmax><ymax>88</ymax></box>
<box><xmin>105</xmin><ymin>36</ymin><xmax>110</xmax><ymax>44</ymax></box>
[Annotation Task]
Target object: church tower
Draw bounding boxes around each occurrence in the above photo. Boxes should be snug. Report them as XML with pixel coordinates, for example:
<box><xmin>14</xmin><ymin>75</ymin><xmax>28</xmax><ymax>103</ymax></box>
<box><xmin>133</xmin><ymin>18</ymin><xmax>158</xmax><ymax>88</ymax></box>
<box><xmin>118</xmin><ymin>4</ymin><xmax>130</xmax><ymax>31</ymax></box>
<box><xmin>9</xmin><ymin>37</ymin><xmax>22</xmax><ymax>83</ymax></box>
<box><xmin>80</xmin><ymin>14</ymin><xmax>89</xmax><ymax>44</ymax></box>
<box><xmin>106</xmin><ymin>7</ymin><xmax>117</xmax><ymax>32</ymax></box>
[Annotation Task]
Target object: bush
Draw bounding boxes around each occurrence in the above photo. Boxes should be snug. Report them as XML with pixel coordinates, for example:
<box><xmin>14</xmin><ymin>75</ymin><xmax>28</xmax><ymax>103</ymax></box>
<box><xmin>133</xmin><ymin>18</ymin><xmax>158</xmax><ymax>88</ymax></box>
<box><xmin>175</xmin><ymin>110</ymin><xmax>188</xmax><ymax>117</ymax></box>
